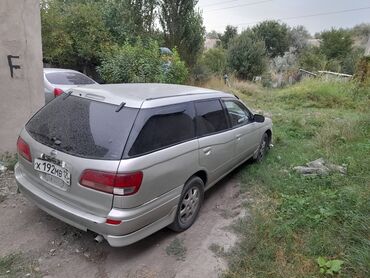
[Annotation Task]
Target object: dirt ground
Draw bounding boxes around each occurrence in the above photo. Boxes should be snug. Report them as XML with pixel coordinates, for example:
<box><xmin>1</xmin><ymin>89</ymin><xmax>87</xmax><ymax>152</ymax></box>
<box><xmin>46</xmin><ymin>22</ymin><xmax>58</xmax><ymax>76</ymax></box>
<box><xmin>0</xmin><ymin>169</ymin><xmax>249</xmax><ymax>278</ymax></box>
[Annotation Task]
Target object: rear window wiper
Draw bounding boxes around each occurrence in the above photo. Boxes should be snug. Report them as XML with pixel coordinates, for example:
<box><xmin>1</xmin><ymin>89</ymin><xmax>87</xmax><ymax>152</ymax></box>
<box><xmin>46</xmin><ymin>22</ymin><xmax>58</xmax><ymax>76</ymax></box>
<box><xmin>28</xmin><ymin>130</ymin><xmax>53</xmax><ymax>142</ymax></box>
<box><xmin>115</xmin><ymin>102</ymin><xmax>126</xmax><ymax>112</ymax></box>
<box><xmin>63</xmin><ymin>91</ymin><xmax>73</xmax><ymax>100</ymax></box>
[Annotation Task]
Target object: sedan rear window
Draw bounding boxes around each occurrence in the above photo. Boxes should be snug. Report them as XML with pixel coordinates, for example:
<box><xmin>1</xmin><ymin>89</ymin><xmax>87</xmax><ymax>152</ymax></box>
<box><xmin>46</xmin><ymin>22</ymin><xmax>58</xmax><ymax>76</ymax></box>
<box><xmin>26</xmin><ymin>96</ymin><xmax>138</xmax><ymax>160</ymax></box>
<box><xmin>46</xmin><ymin>72</ymin><xmax>95</xmax><ymax>85</ymax></box>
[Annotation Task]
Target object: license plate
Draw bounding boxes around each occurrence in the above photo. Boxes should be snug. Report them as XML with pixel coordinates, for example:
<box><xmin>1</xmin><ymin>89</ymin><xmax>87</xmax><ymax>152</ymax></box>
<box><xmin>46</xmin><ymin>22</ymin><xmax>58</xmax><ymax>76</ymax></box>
<box><xmin>34</xmin><ymin>159</ymin><xmax>71</xmax><ymax>185</ymax></box>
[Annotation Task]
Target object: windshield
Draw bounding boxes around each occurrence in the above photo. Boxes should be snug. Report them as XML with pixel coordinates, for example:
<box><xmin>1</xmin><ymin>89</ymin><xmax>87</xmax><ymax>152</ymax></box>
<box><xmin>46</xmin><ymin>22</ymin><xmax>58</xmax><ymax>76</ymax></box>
<box><xmin>46</xmin><ymin>72</ymin><xmax>96</xmax><ymax>85</ymax></box>
<box><xmin>26</xmin><ymin>96</ymin><xmax>138</xmax><ymax>160</ymax></box>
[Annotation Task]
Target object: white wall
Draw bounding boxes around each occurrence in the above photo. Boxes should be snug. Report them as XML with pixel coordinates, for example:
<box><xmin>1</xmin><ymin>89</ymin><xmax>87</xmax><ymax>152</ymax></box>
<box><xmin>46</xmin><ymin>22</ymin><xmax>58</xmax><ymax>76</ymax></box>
<box><xmin>0</xmin><ymin>0</ymin><xmax>44</xmax><ymax>153</ymax></box>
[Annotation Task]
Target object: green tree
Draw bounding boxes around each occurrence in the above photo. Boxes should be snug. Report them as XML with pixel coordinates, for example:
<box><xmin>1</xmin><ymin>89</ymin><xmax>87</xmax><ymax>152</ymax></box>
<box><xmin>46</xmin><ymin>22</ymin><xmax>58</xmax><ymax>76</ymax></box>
<box><xmin>41</xmin><ymin>0</ymin><xmax>112</xmax><ymax>73</ymax></box>
<box><xmin>101</xmin><ymin>0</ymin><xmax>158</xmax><ymax>44</ymax></box>
<box><xmin>298</xmin><ymin>47</ymin><xmax>327</xmax><ymax>72</ymax></box>
<box><xmin>203</xmin><ymin>48</ymin><xmax>227</xmax><ymax>75</ymax></box>
<box><xmin>320</xmin><ymin>29</ymin><xmax>353</xmax><ymax>60</ymax></box>
<box><xmin>220</xmin><ymin>25</ymin><xmax>238</xmax><ymax>49</ymax></box>
<box><xmin>252</xmin><ymin>20</ymin><xmax>291</xmax><ymax>58</ymax></box>
<box><xmin>289</xmin><ymin>25</ymin><xmax>311</xmax><ymax>53</ymax></box>
<box><xmin>159</xmin><ymin>0</ymin><xmax>205</xmax><ymax>67</ymax></box>
<box><xmin>98</xmin><ymin>40</ymin><xmax>163</xmax><ymax>83</ymax></box>
<box><xmin>227</xmin><ymin>30</ymin><xmax>267</xmax><ymax>80</ymax></box>
<box><xmin>163</xmin><ymin>49</ymin><xmax>189</xmax><ymax>84</ymax></box>
<box><xmin>98</xmin><ymin>41</ymin><xmax>188</xmax><ymax>84</ymax></box>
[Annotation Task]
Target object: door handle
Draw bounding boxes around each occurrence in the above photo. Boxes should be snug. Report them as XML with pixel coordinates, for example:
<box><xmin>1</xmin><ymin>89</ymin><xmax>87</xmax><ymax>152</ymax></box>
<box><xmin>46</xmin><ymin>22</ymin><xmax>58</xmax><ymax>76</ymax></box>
<box><xmin>236</xmin><ymin>134</ymin><xmax>242</xmax><ymax>140</ymax></box>
<box><xmin>203</xmin><ymin>147</ymin><xmax>212</xmax><ymax>156</ymax></box>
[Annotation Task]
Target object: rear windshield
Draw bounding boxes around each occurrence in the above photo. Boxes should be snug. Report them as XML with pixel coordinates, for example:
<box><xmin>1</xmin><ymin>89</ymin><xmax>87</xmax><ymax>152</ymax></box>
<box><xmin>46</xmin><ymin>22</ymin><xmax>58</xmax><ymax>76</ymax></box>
<box><xmin>26</xmin><ymin>96</ymin><xmax>138</xmax><ymax>160</ymax></box>
<box><xmin>46</xmin><ymin>72</ymin><xmax>95</xmax><ymax>85</ymax></box>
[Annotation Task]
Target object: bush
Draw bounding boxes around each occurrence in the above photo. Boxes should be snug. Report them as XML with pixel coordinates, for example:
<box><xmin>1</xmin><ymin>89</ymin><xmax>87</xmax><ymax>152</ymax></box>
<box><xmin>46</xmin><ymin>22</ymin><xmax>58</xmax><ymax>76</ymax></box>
<box><xmin>98</xmin><ymin>40</ymin><xmax>188</xmax><ymax>84</ymax></box>
<box><xmin>162</xmin><ymin>49</ymin><xmax>188</xmax><ymax>84</ymax></box>
<box><xmin>203</xmin><ymin>47</ymin><xmax>227</xmax><ymax>75</ymax></box>
<box><xmin>227</xmin><ymin>29</ymin><xmax>267</xmax><ymax>80</ymax></box>
<box><xmin>298</xmin><ymin>47</ymin><xmax>327</xmax><ymax>72</ymax></box>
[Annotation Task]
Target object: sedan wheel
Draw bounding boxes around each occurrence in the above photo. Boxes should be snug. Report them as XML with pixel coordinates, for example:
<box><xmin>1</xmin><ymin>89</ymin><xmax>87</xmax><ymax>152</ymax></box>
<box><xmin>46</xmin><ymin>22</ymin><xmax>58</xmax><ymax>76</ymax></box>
<box><xmin>256</xmin><ymin>133</ymin><xmax>269</xmax><ymax>162</ymax></box>
<box><xmin>179</xmin><ymin>186</ymin><xmax>200</xmax><ymax>226</ymax></box>
<box><xmin>169</xmin><ymin>176</ymin><xmax>204</xmax><ymax>232</ymax></box>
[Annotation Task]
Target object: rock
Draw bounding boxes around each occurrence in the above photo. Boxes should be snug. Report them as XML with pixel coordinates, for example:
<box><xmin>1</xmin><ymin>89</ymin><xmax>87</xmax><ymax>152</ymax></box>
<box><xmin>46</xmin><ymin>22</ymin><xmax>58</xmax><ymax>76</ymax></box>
<box><xmin>83</xmin><ymin>251</ymin><xmax>90</xmax><ymax>259</ymax></box>
<box><xmin>34</xmin><ymin>267</ymin><xmax>40</xmax><ymax>272</ymax></box>
<box><xmin>293</xmin><ymin>158</ymin><xmax>347</xmax><ymax>176</ymax></box>
<box><xmin>306</xmin><ymin>158</ymin><xmax>325</xmax><ymax>168</ymax></box>
<box><xmin>326</xmin><ymin>163</ymin><xmax>347</xmax><ymax>175</ymax></box>
<box><xmin>25</xmin><ymin>273</ymin><xmax>31</xmax><ymax>277</ymax></box>
<box><xmin>49</xmin><ymin>248</ymin><xmax>56</xmax><ymax>256</ymax></box>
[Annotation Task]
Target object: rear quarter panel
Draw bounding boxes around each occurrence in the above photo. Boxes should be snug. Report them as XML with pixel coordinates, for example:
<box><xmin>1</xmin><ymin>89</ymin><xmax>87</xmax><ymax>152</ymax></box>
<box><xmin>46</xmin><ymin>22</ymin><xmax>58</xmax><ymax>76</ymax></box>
<box><xmin>114</xmin><ymin>140</ymin><xmax>199</xmax><ymax>209</ymax></box>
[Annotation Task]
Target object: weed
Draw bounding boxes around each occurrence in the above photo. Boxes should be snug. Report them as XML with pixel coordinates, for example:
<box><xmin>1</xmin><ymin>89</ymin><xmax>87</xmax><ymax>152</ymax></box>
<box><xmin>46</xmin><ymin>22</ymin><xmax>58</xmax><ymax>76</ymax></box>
<box><xmin>0</xmin><ymin>153</ymin><xmax>17</xmax><ymax>171</ymax></box>
<box><xmin>209</xmin><ymin>243</ymin><xmax>226</xmax><ymax>257</ymax></box>
<box><xmin>165</xmin><ymin>238</ymin><xmax>187</xmax><ymax>261</ymax></box>
<box><xmin>201</xmin><ymin>79</ymin><xmax>370</xmax><ymax>278</ymax></box>
<box><xmin>0</xmin><ymin>253</ymin><xmax>39</xmax><ymax>278</ymax></box>
<box><xmin>317</xmin><ymin>257</ymin><xmax>344</xmax><ymax>276</ymax></box>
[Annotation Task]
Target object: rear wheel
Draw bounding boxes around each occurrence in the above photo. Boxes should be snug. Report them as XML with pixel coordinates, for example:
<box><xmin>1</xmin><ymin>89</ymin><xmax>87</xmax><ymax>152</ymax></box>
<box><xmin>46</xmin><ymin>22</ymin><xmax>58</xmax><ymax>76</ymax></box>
<box><xmin>255</xmin><ymin>133</ymin><xmax>269</xmax><ymax>162</ymax></box>
<box><xmin>169</xmin><ymin>176</ymin><xmax>204</xmax><ymax>232</ymax></box>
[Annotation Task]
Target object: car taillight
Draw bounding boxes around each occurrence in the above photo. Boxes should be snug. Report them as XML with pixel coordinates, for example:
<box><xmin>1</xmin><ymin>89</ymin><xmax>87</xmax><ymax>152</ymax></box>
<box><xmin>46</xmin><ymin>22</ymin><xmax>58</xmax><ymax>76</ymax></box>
<box><xmin>79</xmin><ymin>170</ymin><xmax>143</xmax><ymax>196</ymax></box>
<box><xmin>17</xmin><ymin>137</ymin><xmax>32</xmax><ymax>162</ymax></box>
<box><xmin>53</xmin><ymin>88</ymin><xmax>64</xmax><ymax>97</ymax></box>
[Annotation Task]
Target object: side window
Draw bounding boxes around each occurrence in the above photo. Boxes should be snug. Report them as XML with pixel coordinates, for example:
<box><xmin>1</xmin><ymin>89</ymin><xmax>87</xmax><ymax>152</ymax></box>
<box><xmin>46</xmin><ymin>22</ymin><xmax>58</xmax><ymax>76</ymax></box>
<box><xmin>128</xmin><ymin>103</ymin><xmax>195</xmax><ymax>156</ymax></box>
<box><xmin>223</xmin><ymin>100</ymin><xmax>252</xmax><ymax>127</ymax></box>
<box><xmin>195</xmin><ymin>99</ymin><xmax>228</xmax><ymax>136</ymax></box>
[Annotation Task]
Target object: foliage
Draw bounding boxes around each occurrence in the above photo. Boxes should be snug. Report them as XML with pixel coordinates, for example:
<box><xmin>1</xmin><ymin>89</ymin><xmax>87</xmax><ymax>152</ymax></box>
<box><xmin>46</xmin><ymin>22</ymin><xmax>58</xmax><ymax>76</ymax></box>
<box><xmin>252</xmin><ymin>20</ymin><xmax>291</xmax><ymax>58</ymax></box>
<box><xmin>227</xmin><ymin>29</ymin><xmax>267</xmax><ymax>80</ymax></box>
<box><xmin>98</xmin><ymin>40</ymin><xmax>163</xmax><ymax>83</ymax></box>
<box><xmin>98</xmin><ymin>40</ymin><xmax>187</xmax><ymax>84</ymax></box>
<box><xmin>163</xmin><ymin>49</ymin><xmax>189</xmax><ymax>84</ymax></box>
<box><xmin>0</xmin><ymin>152</ymin><xmax>17</xmax><ymax>171</ymax></box>
<box><xmin>100</xmin><ymin>0</ymin><xmax>158</xmax><ymax>44</ymax></box>
<box><xmin>341</xmin><ymin>48</ymin><xmax>364</xmax><ymax>75</ymax></box>
<box><xmin>271</xmin><ymin>49</ymin><xmax>297</xmax><ymax>73</ymax></box>
<box><xmin>41</xmin><ymin>0</ymin><xmax>112</xmax><ymax>71</ymax></box>
<box><xmin>289</xmin><ymin>25</ymin><xmax>311</xmax><ymax>53</ymax></box>
<box><xmin>166</xmin><ymin>238</ymin><xmax>187</xmax><ymax>261</ymax></box>
<box><xmin>207</xmin><ymin>30</ymin><xmax>221</xmax><ymax>40</ymax></box>
<box><xmin>160</xmin><ymin>0</ymin><xmax>205</xmax><ymax>67</ymax></box>
<box><xmin>320</xmin><ymin>29</ymin><xmax>353</xmax><ymax>60</ymax></box>
<box><xmin>203</xmin><ymin>48</ymin><xmax>227</xmax><ymax>75</ymax></box>
<box><xmin>0</xmin><ymin>253</ymin><xmax>39</xmax><ymax>277</ymax></box>
<box><xmin>298</xmin><ymin>47</ymin><xmax>327</xmax><ymax>72</ymax></box>
<box><xmin>220</xmin><ymin>25</ymin><xmax>238</xmax><ymax>49</ymax></box>
<box><xmin>317</xmin><ymin>257</ymin><xmax>344</xmax><ymax>275</ymax></box>
<box><xmin>203</xmin><ymin>79</ymin><xmax>370</xmax><ymax>278</ymax></box>
<box><xmin>355</xmin><ymin>56</ymin><xmax>370</xmax><ymax>84</ymax></box>
<box><xmin>191</xmin><ymin>61</ymin><xmax>212</xmax><ymax>84</ymax></box>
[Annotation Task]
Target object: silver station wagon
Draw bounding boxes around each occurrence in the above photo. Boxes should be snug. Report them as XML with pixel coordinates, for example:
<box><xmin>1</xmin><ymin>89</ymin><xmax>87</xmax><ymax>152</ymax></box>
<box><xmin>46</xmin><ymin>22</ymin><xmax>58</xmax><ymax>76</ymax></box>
<box><xmin>15</xmin><ymin>84</ymin><xmax>272</xmax><ymax>247</ymax></box>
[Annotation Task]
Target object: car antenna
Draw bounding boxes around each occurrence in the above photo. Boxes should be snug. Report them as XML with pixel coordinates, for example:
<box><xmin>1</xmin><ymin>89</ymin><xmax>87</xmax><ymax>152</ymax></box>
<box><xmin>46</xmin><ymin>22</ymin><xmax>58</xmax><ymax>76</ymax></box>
<box><xmin>115</xmin><ymin>102</ymin><xmax>126</xmax><ymax>112</ymax></box>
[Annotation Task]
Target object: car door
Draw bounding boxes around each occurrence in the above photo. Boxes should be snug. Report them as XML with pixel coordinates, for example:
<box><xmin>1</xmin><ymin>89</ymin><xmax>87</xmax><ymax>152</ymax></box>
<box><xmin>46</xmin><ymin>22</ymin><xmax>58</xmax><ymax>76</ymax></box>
<box><xmin>195</xmin><ymin>99</ymin><xmax>235</xmax><ymax>187</ymax></box>
<box><xmin>222</xmin><ymin>99</ymin><xmax>261</xmax><ymax>164</ymax></box>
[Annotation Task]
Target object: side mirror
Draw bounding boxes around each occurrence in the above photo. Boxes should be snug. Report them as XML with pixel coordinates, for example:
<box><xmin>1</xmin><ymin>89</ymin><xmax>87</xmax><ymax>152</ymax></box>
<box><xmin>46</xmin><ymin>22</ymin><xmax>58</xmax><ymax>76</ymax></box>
<box><xmin>253</xmin><ymin>114</ymin><xmax>265</xmax><ymax>123</ymax></box>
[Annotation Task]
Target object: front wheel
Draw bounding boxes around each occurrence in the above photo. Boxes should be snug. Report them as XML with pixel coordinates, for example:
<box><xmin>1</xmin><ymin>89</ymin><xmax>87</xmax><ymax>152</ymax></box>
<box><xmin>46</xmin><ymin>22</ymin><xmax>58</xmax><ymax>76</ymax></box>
<box><xmin>169</xmin><ymin>176</ymin><xmax>204</xmax><ymax>232</ymax></box>
<box><xmin>255</xmin><ymin>133</ymin><xmax>269</xmax><ymax>162</ymax></box>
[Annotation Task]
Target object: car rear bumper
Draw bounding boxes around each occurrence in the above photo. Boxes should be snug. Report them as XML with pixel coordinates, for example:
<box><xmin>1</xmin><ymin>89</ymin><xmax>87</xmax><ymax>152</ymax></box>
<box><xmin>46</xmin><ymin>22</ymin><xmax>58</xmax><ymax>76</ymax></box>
<box><xmin>14</xmin><ymin>163</ymin><xmax>180</xmax><ymax>247</ymax></box>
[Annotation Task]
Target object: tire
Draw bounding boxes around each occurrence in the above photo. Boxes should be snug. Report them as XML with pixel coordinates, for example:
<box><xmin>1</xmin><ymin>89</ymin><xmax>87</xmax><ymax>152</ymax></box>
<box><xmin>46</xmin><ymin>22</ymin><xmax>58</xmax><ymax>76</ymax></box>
<box><xmin>255</xmin><ymin>132</ymin><xmax>269</xmax><ymax>163</ymax></box>
<box><xmin>169</xmin><ymin>176</ymin><xmax>204</xmax><ymax>232</ymax></box>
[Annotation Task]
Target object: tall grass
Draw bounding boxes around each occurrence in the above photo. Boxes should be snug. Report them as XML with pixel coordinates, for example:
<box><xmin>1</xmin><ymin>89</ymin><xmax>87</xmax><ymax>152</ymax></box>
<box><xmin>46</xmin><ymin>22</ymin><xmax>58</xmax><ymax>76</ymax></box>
<box><xmin>203</xmin><ymin>79</ymin><xmax>370</xmax><ymax>278</ymax></box>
